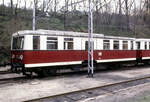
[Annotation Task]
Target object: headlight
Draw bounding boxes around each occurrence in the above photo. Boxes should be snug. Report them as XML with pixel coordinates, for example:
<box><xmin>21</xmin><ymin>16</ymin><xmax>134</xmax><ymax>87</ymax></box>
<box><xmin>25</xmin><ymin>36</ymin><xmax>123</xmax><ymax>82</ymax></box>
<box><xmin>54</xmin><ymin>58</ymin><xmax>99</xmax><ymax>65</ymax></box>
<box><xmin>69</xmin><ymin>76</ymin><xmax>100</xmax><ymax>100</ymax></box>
<box><xmin>12</xmin><ymin>54</ymin><xmax>15</xmax><ymax>59</ymax></box>
<box><xmin>19</xmin><ymin>55</ymin><xmax>23</xmax><ymax>60</ymax></box>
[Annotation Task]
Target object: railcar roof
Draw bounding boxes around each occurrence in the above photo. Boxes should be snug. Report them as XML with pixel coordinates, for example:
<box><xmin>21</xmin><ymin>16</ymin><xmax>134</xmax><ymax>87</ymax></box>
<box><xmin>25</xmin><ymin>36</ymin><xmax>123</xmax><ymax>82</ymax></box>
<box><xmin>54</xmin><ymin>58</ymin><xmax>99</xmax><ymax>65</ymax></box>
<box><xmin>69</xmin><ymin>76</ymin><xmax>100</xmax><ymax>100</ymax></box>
<box><xmin>13</xmin><ymin>29</ymin><xmax>104</xmax><ymax>38</ymax></box>
<box><xmin>136</xmin><ymin>38</ymin><xmax>150</xmax><ymax>41</ymax></box>
<box><xmin>13</xmin><ymin>29</ymin><xmax>135</xmax><ymax>40</ymax></box>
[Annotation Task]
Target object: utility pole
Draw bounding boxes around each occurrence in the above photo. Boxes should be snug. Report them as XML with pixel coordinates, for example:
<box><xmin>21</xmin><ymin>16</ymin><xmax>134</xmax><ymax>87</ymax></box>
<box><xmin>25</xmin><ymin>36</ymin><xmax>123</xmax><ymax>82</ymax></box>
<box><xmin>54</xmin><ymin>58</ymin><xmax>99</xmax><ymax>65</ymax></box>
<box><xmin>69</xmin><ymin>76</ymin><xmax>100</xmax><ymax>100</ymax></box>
<box><xmin>88</xmin><ymin>0</ymin><xmax>94</xmax><ymax>77</ymax></box>
<box><xmin>32</xmin><ymin>0</ymin><xmax>36</xmax><ymax>30</ymax></box>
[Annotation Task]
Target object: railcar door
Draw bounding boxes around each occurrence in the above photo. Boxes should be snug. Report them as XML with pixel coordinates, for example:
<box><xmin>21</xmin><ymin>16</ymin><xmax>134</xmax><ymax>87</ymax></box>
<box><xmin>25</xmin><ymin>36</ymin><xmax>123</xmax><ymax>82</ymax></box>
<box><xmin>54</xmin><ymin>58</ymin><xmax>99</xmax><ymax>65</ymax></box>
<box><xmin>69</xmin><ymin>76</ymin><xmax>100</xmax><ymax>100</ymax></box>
<box><xmin>136</xmin><ymin>42</ymin><xmax>142</xmax><ymax>62</ymax></box>
<box><xmin>84</xmin><ymin>40</ymin><xmax>95</xmax><ymax>60</ymax></box>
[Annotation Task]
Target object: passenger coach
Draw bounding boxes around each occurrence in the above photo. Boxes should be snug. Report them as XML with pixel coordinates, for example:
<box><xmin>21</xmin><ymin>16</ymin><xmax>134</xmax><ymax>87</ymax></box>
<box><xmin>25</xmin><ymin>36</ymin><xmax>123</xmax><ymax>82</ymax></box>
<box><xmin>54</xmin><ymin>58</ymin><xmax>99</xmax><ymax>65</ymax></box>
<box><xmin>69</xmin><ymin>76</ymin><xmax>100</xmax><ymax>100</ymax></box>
<box><xmin>11</xmin><ymin>30</ymin><xmax>150</xmax><ymax>76</ymax></box>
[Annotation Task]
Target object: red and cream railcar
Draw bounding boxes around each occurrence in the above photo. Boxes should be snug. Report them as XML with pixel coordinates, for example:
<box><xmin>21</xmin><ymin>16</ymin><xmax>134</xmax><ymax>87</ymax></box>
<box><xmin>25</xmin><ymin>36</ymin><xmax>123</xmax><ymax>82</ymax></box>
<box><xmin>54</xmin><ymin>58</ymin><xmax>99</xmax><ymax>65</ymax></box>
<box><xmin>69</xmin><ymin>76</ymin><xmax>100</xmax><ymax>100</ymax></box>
<box><xmin>11</xmin><ymin>30</ymin><xmax>150</xmax><ymax>76</ymax></box>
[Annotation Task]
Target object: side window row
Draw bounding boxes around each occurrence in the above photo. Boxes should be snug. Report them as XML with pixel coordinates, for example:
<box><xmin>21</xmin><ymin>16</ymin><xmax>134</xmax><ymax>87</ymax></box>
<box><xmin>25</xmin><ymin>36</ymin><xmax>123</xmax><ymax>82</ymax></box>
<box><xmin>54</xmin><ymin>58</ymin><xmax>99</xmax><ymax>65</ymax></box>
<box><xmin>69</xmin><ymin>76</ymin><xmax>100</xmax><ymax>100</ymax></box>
<box><xmin>32</xmin><ymin>36</ymin><xmax>150</xmax><ymax>50</ymax></box>
<box><xmin>136</xmin><ymin>42</ymin><xmax>150</xmax><ymax>50</ymax></box>
<box><xmin>104</xmin><ymin>40</ymin><xmax>150</xmax><ymax>50</ymax></box>
<box><xmin>33</xmin><ymin>36</ymin><xmax>73</xmax><ymax>50</ymax></box>
<box><xmin>103</xmin><ymin>40</ymin><xmax>131</xmax><ymax>50</ymax></box>
<box><xmin>144</xmin><ymin>42</ymin><xmax>150</xmax><ymax>50</ymax></box>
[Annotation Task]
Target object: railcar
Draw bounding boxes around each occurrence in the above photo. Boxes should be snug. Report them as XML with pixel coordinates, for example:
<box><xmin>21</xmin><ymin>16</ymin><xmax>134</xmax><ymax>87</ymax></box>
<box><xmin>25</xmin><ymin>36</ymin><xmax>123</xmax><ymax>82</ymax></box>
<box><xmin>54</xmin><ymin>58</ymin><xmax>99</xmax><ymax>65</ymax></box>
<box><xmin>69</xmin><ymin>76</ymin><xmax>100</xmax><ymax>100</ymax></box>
<box><xmin>11</xmin><ymin>30</ymin><xmax>150</xmax><ymax>76</ymax></box>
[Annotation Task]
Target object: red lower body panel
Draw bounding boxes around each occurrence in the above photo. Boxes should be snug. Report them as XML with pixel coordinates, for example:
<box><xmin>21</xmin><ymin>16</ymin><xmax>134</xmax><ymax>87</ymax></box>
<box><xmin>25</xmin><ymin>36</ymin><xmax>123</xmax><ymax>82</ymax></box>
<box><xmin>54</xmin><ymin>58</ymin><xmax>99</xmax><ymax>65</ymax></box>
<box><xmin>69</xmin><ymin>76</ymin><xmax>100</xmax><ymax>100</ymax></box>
<box><xmin>19</xmin><ymin>50</ymin><xmax>137</xmax><ymax>65</ymax></box>
<box><xmin>11</xmin><ymin>50</ymin><xmax>139</xmax><ymax>68</ymax></box>
<box><xmin>141</xmin><ymin>50</ymin><xmax>150</xmax><ymax>59</ymax></box>
<box><xmin>11</xmin><ymin>50</ymin><xmax>150</xmax><ymax>68</ymax></box>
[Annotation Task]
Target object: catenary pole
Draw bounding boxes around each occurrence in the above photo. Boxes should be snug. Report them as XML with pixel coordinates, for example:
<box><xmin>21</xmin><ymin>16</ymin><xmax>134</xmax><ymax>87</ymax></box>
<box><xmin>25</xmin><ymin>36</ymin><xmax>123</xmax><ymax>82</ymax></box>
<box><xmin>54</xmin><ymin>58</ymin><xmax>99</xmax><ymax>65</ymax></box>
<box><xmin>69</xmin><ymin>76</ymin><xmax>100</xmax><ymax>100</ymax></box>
<box><xmin>88</xmin><ymin>0</ymin><xmax>94</xmax><ymax>77</ymax></box>
<box><xmin>32</xmin><ymin>0</ymin><xmax>36</xmax><ymax>30</ymax></box>
<box><xmin>31</xmin><ymin>0</ymin><xmax>94</xmax><ymax>76</ymax></box>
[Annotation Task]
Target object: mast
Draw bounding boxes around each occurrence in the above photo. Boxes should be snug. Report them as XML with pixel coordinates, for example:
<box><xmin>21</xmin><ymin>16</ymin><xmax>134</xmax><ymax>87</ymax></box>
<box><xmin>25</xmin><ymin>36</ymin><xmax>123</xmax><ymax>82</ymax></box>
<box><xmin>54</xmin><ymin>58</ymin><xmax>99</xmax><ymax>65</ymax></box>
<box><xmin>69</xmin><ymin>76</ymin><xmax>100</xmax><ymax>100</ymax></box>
<box><xmin>32</xmin><ymin>0</ymin><xmax>36</xmax><ymax>30</ymax></box>
<box><xmin>88</xmin><ymin>0</ymin><xmax>94</xmax><ymax>77</ymax></box>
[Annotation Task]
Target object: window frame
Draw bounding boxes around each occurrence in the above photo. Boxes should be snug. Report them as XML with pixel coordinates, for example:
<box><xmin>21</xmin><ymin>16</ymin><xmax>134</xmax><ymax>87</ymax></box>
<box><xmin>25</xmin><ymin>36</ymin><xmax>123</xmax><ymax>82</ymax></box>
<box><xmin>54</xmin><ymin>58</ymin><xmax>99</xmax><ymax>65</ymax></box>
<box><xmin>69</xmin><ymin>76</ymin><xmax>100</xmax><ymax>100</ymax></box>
<box><xmin>113</xmin><ymin>40</ymin><xmax>119</xmax><ymax>50</ymax></box>
<box><xmin>136</xmin><ymin>42</ymin><xmax>140</xmax><ymax>50</ymax></box>
<box><xmin>103</xmin><ymin>40</ymin><xmax>110</xmax><ymax>50</ymax></box>
<box><xmin>145</xmin><ymin>42</ymin><xmax>147</xmax><ymax>50</ymax></box>
<box><xmin>64</xmin><ymin>38</ymin><xmax>74</xmax><ymax>50</ymax></box>
<box><xmin>130</xmin><ymin>41</ymin><xmax>134</xmax><ymax>50</ymax></box>
<box><xmin>12</xmin><ymin>36</ymin><xmax>24</xmax><ymax>50</ymax></box>
<box><xmin>85</xmin><ymin>41</ymin><xmax>94</xmax><ymax>50</ymax></box>
<box><xmin>47</xmin><ymin>37</ymin><xmax>58</xmax><ymax>50</ymax></box>
<box><xmin>33</xmin><ymin>36</ymin><xmax>40</xmax><ymax>50</ymax></box>
<box><xmin>123</xmin><ymin>41</ymin><xmax>128</xmax><ymax>50</ymax></box>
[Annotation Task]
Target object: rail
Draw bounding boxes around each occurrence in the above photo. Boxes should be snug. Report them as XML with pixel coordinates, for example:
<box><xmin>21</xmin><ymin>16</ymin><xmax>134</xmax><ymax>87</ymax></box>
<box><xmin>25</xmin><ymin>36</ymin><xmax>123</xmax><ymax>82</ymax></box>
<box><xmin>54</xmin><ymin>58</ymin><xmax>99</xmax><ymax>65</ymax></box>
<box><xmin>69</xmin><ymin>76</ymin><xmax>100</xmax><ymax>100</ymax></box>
<box><xmin>24</xmin><ymin>75</ymin><xmax>150</xmax><ymax>102</ymax></box>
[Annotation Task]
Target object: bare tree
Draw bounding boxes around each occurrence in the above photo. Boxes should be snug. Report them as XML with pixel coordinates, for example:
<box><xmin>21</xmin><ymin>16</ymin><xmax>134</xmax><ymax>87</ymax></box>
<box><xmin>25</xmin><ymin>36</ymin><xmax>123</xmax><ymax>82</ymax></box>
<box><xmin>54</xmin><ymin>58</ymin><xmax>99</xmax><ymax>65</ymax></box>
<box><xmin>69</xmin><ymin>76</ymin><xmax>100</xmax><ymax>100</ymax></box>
<box><xmin>14</xmin><ymin>0</ymin><xmax>19</xmax><ymax>16</ymax></box>
<box><xmin>54</xmin><ymin>0</ymin><xmax>59</xmax><ymax>16</ymax></box>
<box><xmin>10</xmin><ymin>0</ymin><xmax>13</xmax><ymax>15</ymax></box>
<box><xmin>118</xmin><ymin>0</ymin><xmax>123</xmax><ymax>29</ymax></box>
<box><xmin>95</xmin><ymin>0</ymin><xmax>99</xmax><ymax>32</ymax></box>
<box><xmin>124</xmin><ymin>0</ymin><xmax>130</xmax><ymax>30</ymax></box>
<box><xmin>64</xmin><ymin>0</ymin><xmax>69</xmax><ymax>30</ymax></box>
<box><xmin>145</xmin><ymin>0</ymin><xmax>150</xmax><ymax>14</ymax></box>
<box><xmin>145</xmin><ymin>0</ymin><xmax>150</xmax><ymax>24</ymax></box>
<box><xmin>2</xmin><ymin>0</ymin><xmax>4</xmax><ymax>6</ymax></box>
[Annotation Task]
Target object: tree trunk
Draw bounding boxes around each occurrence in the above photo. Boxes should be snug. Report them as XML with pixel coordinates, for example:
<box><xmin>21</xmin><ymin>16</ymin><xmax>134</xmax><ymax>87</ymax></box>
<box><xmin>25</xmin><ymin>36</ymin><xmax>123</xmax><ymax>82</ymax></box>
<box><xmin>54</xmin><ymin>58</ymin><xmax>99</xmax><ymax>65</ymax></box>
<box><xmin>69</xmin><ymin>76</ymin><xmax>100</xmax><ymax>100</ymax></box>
<box><xmin>10</xmin><ymin>0</ymin><xmax>13</xmax><ymax>15</ymax></box>
<box><xmin>64</xmin><ymin>0</ymin><xmax>69</xmax><ymax>30</ymax></box>
<box><xmin>125</xmin><ymin>0</ymin><xmax>130</xmax><ymax>31</ymax></box>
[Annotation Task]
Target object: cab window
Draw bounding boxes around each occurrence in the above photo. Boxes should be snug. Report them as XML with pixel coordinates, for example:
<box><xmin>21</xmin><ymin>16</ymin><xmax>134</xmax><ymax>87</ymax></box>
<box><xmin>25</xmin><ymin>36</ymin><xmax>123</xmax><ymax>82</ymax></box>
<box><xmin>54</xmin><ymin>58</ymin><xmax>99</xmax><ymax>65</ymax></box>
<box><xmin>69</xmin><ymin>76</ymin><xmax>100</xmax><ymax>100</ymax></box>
<box><xmin>12</xmin><ymin>36</ymin><xmax>24</xmax><ymax>50</ymax></box>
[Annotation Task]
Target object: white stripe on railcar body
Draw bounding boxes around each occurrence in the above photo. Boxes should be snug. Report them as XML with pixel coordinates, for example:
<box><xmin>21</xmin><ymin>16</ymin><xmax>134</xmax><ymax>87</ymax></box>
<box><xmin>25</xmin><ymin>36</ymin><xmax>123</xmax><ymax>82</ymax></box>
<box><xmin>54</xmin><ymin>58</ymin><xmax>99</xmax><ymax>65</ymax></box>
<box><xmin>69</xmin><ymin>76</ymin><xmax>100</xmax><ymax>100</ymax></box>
<box><xmin>97</xmin><ymin>58</ymin><xmax>136</xmax><ymax>63</ymax></box>
<box><xmin>25</xmin><ymin>61</ymin><xmax>82</xmax><ymax>68</ymax></box>
<box><xmin>142</xmin><ymin>57</ymin><xmax>150</xmax><ymax>60</ymax></box>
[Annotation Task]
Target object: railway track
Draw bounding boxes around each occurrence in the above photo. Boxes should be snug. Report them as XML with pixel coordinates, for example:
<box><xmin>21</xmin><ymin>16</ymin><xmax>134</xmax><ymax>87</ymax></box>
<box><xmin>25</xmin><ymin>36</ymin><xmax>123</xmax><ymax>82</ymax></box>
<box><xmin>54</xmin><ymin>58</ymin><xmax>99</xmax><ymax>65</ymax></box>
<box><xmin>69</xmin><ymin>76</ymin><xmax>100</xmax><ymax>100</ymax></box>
<box><xmin>24</xmin><ymin>76</ymin><xmax>150</xmax><ymax>102</ymax></box>
<box><xmin>0</xmin><ymin>64</ymin><xmax>149</xmax><ymax>85</ymax></box>
<box><xmin>0</xmin><ymin>74</ymin><xmax>38</xmax><ymax>85</ymax></box>
<box><xmin>0</xmin><ymin>70</ymin><xmax>11</xmax><ymax>74</ymax></box>
<box><xmin>0</xmin><ymin>75</ymin><xmax>39</xmax><ymax>85</ymax></box>
<box><xmin>0</xmin><ymin>76</ymin><xmax>27</xmax><ymax>84</ymax></box>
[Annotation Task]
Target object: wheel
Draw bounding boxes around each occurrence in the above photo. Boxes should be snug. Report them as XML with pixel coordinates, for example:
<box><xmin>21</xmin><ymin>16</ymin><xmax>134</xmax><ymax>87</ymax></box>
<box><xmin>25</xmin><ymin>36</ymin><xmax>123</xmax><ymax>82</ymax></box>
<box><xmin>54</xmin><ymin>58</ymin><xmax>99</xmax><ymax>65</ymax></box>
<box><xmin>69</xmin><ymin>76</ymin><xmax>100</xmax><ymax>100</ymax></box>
<box><xmin>106</xmin><ymin>63</ymin><xmax>122</xmax><ymax>70</ymax></box>
<box><xmin>46</xmin><ymin>69</ymin><xmax>57</xmax><ymax>75</ymax></box>
<box><xmin>35</xmin><ymin>69</ymin><xmax>57</xmax><ymax>77</ymax></box>
<box><xmin>35</xmin><ymin>70</ymin><xmax>46</xmax><ymax>77</ymax></box>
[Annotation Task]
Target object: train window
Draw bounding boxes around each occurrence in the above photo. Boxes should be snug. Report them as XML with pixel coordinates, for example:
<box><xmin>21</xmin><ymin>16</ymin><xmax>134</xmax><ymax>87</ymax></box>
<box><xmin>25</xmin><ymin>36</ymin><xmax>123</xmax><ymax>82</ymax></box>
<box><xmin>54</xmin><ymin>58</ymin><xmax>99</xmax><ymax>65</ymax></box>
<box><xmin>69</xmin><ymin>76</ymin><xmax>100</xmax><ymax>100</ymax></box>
<box><xmin>123</xmin><ymin>41</ymin><xmax>128</xmax><ymax>50</ymax></box>
<box><xmin>85</xmin><ymin>41</ymin><xmax>88</xmax><ymax>50</ymax></box>
<box><xmin>85</xmin><ymin>41</ymin><xmax>94</xmax><ymax>50</ymax></box>
<box><xmin>149</xmin><ymin>42</ymin><xmax>150</xmax><ymax>49</ymax></box>
<box><xmin>145</xmin><ymin>42</ymin><xmax>147</xmax><ymax>49</ymax></box>
<box><xmin>47</xmin><ymin>37</ymin><xmax>58</xmax><ymax>50</ymax></box>
<box><xmin>64</xmin><ymin>38</ymin><xmax>73</xmax><ymax>50</ymax></box>
<box><xmin>33</xmin><ymin>36</ymin><xmax>40</xmax><ymax>50</ymax></box>
<box><xmin>136</xmin><ymin>42</ymin><xmax>140</xmax><ymax>50</ymax></box>
<box><xmin>113</xmin><ymin>41</ymin><xmax>119</xmax><ymax>50</ymax></box>
<box><xmin>131</xmin><ymin>41</ymin><xmax>133</xmax><ymax>50</ymax></box>
<box><xmin>12</xmin><ymin>36</ymin><xmax>24</xmax><ymax>50</ymax></box>
<box><xmin>103</xmin><ymin>40</ymin><xmax>110</xmax><ymax>50</ymax></box>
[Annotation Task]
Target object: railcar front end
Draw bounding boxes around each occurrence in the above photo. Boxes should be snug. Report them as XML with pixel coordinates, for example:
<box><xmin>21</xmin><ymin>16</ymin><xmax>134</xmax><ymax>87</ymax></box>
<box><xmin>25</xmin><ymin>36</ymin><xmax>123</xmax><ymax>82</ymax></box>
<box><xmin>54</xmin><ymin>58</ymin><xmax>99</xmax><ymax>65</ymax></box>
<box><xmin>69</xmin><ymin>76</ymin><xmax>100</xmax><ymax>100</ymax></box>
<box><xmin>11</xmin><ymin>36</ymin><xmax>25</xmax><ymax>73</ymax></box>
